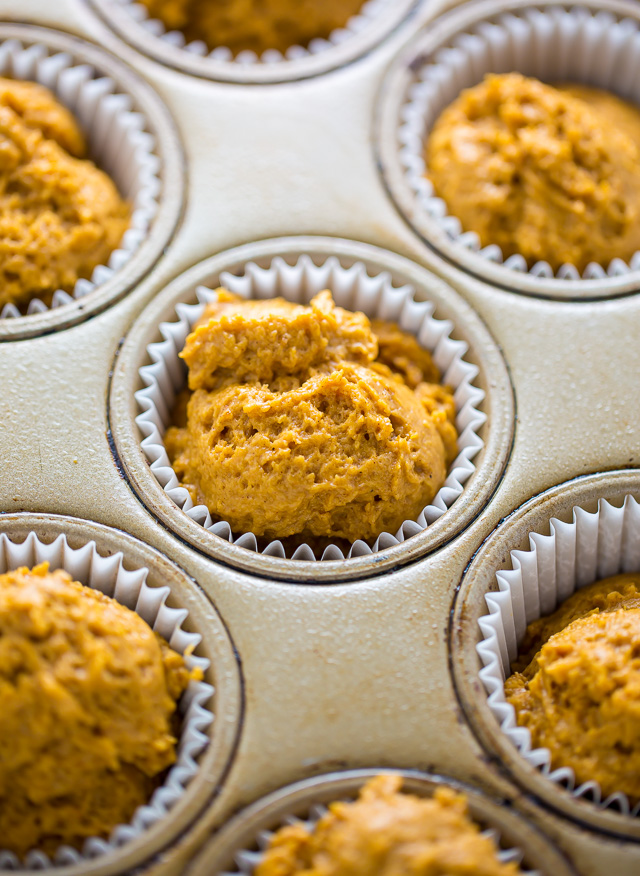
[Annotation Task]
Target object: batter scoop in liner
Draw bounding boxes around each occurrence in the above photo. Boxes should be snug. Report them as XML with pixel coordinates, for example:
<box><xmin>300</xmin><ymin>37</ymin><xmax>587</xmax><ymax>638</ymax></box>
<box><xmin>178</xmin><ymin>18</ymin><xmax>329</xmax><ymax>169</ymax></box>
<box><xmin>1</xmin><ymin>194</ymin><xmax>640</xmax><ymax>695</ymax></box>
<box><xmin>164</xmin><ymin>290</ymin><xmax>458</xmax><ymax>543</ymax></box>
<box><xmin>0</xmin><ymin>78</ymin><xmax>129</xmax><ymax>311</ymax></box>
<box><xmin>426</xmin><ymin>73</ymin><xmax>640</xmax><ymax>273</ymax></box>
<box><xmin>137</xmin><ymin>0</ymin><xmax>366</xmax><ymax>56</ymax></box>
<box><xmin>254</xmin><ymin>774</ymin><xmax>524</xmax><ymax>875</ymax></box>
<box><xmin>505</xmin><ymin>573</ymin><xmax>640</xmax><ymax>803</ymax></box>
<box><xmin>0</xmin><ymin>563</ymin><xmax>198</xmax><ymax>858</ymax></box>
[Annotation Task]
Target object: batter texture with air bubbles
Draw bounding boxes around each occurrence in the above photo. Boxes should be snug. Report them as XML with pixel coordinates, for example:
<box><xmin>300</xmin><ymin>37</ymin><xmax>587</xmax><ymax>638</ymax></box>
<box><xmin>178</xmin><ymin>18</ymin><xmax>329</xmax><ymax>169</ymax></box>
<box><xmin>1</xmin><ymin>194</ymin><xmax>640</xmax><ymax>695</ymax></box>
<box><xmin>0</xmin><ymin>78</ymin><xmax>129</xmax><ymax>311</ymax></box>
<box><xmin>138</xmin><ymin>0</ymin><xmax>365</xmax><ymax>56</ymax></box>
<box><xmin>255</xmin><ymin>774</ymin><xmax>524</xmax><ymax>875</ymax></box>
<box><xmin>506</xmin><ymin>573</ymin><xmax>640</xmax><ymax>803</ymax></box>
<box><xmin>0</xmin><ymin>563</ymin><xmax>197</xmax><ymax>858</ymax></box>
<box><xmin>426</xmin><ymin>73</ymin><xmax>640</xmax><ymax>273</ymax></box>
<box><xmin>164</xmin><ymin>289</ymin><xmax>457</xmax><ymax>543</ymax></box>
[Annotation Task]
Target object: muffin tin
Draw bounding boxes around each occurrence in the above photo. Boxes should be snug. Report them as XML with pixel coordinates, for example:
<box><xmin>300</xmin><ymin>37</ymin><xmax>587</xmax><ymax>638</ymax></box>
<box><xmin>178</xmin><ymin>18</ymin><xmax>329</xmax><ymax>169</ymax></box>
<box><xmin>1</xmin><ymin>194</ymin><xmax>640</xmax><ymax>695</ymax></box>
<box><xmin>2</xmin><ymin>0</ymin><xmax>640</xmax><ymax>874</ymax></box>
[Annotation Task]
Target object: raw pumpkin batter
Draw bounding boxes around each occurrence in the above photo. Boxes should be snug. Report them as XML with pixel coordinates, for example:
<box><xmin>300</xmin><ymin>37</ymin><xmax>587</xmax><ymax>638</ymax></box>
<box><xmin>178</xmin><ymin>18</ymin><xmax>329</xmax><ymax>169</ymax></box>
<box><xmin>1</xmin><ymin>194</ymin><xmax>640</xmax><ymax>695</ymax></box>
<box><xmin>255</xmin><ymin>774</ymin><xmax>524</xmax><ymax>876</ymax></box>
<box><xmin>138</xmin><ymin>0</ymin><xmax>365</xmax><ymax>55</ymax></box>
<box><xmin>0</xmin><ymin>78</ymin><xmax>129</xmax><ymax>310</ymax></box>
<box><xmin>164</xmin><ymin>290</ymin><xmax>458</xmax><ymax>543</ymax></box>
<box><xmin>426</xmin><ymin>73</ymin><xmax>640</xmax><ymax>272</ymax></box>
<box><xmin>505</xmin><ymin>573</ymin><xmax>640</xmax><ymax>802</ymax></box>
<box><xmin>0</xmin><ymin>563</ymin><xmax>195</xmax><ymax>857</ymax></box>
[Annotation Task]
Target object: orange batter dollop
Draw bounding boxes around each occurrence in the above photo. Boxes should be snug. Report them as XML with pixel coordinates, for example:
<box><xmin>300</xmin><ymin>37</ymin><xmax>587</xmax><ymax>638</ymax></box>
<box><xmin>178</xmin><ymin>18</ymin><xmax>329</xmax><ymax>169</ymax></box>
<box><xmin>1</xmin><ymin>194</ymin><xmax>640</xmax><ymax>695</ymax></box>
<box><xmin>0</xmin><ymin>563</ymin><xmax>196</xmax><ymax>857</ymax></box>
<box><xmin>506</xmin><ymin>573</ymin><xmax>640</xmax><ymax>802</ymax></box>
<box><xmin>164</xmin><ymin>290</ymin><xmax>458</xmax><ymax>543</ymax></box>
<box><xmin>426</xmin><ymin>73</ymin><xmax>640</xmax><ymax>272</ymax></box>
<box><xmin>255</xmin><ymin>774</ymin><xmax>524</xmax><ymax>876</ymax></box>
<box><xmin>0</xmin><ymin>78</ymin><xmax>129</xmax><ymax>310</ymax></box>
<box><xmin>138</xmin><ymin>0</ymin><xmax>365</xmax><ymax>55</ymax></box>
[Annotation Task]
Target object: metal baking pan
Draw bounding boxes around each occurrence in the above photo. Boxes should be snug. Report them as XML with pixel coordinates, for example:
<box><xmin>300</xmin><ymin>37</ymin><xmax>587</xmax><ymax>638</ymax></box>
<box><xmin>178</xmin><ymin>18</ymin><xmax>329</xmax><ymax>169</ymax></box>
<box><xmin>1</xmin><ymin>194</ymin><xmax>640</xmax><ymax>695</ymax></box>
<box><xmin>1</xmin><ymin>0</ymin><xmax>639</xmax><ymax>873</ymax></box>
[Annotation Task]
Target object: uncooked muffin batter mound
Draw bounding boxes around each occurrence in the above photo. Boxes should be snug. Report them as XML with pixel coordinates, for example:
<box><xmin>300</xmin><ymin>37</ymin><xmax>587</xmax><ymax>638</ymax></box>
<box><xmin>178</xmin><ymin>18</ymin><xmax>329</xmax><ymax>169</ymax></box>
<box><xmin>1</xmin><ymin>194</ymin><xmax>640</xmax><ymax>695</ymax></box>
<box><xmin>164</xmin><ymin>290</ymin><xmax>458</xmax><ymax>543</ymax></box>
<box><xmin>426</xmin><ymin>73</ymin><xmax>640</xmax><ymax>272</ymax></box>
<box><xmin>0</xmin><ymin>563</ymin><xmax>195</xmax><ymax>857</ymax></box>
<box><xmin>139</xmin><ymin>0</ymin><xmax>365</xmax><ymax>55</ymax></box>
<box><xmin>255</xmin><ymin>774</ymin><xmax>524</xmax><ymax>876</ymax></box>
<box><xmin>506</xmin><ymin>573</ymin><xmax>640</xmax><ymax>802</ymax></box>
<box><xmin>0</xmin><ymin>78</ymin><xmax>129</xmax><ymax>310</ymax></box>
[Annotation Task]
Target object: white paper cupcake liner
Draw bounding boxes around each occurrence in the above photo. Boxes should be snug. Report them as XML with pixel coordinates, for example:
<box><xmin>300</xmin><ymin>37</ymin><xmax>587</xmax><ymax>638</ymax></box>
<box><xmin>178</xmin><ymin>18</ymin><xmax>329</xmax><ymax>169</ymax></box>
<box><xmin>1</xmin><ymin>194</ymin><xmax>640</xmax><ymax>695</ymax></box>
<box><xmin>116</xmin><ymin>0</ymin><xmax>395</xmax><ymax>66</ymax></box>
<box><xmin>477</xmin><ymin>495</ymin><xmax>640</xmax><ymax>816</ymax></box>
<box><xmin>221</xmin><ymin>793</ymin><xmax>540</xmax><ymax>875</ymax></box>
<box><xmin>0</xmin><ymin>530</ymin><xmax>213</xmax><ymax>869</ymax></box>
<box><xmin>400</xmin><ymin>5</ymin><xmax>640</xmax><ymax>281</ymax></box>
<box><xmin>135</xmin><ymin>254</ymin><xmax>486</xmax><ymax>561</ymax></box>
<box><xmin>0</xmin><ymin>37</ymin><xmax>160</xmax><ymax>319</ymax></box>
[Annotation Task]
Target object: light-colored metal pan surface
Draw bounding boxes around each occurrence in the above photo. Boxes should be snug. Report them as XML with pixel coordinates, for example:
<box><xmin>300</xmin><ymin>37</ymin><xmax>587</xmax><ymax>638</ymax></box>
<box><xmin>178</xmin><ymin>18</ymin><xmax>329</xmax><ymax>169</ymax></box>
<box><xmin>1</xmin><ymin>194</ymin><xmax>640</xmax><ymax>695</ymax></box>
<box><xmin>1</xmin><ymin>0</ymin><xmax>640</xmax><ymax>873</ymax></box>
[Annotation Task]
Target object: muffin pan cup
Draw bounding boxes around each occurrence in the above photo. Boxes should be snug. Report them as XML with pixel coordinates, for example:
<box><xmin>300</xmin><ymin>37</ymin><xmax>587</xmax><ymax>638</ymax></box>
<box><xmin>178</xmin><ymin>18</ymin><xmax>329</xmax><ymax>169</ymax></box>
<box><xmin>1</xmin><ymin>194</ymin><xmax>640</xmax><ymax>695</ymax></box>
<box><xmin>133</xmin><ymin>249</ymin><xmax>487</xmax><ymax>562</ymax></box>
<box><xmin>185</xmin><ymin>769</ymin><xmax>576</xmax><ymax>876</ymax></box>
<box><xmin>0</xmin><ymin>514</ymin><xmax>242</xmax><ymax>876</ymax></box>
<box><xmin>0</xmin><ymin>24</ymin><xmax>184</xmax><ymax>341</ymax></box>
<box><xmin>375</xmin><ymin>0</ymin><xmax>640</xmax><ymax>300</ymax></box>
<box><xmin>109</xmin><ymin>235</ymin><xmax>514</xmax><ymax>582</ymax></box>
<box><xmin>451</xmin><ymin>470</ymin><xmax>640</xmax><ymax>840</ymax></box>
<box><xmin>85</xmin><ymin>0</ymin><xmax>418</xmax><ymax>84</ymax></box>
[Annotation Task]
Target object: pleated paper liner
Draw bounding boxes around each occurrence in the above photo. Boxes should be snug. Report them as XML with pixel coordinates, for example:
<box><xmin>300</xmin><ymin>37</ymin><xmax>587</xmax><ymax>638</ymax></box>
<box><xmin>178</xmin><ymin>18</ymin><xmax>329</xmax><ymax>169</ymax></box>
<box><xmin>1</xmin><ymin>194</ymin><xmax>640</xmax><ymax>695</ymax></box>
<box><xmin>477</xmin><ymin>495</ymin><xmax>640</xmax><ymax>816</ymax></box>
<box><xmin>185</xmin><ymin>771</ymin><xmax>552</xmax><ymax>876</ymax></box>
<box><xmin>399</xmin><ymin>4</ymin><xmax>640</xmax><ymax>281</ymax></box>
<box><xmin>223</xmin><ymin>801</ymin><xmax>539</xmax><ymax>876</ymax></box>
<box><xmin>113</xmin><ymin>0</ymin><xmax>395</xmax><ymax>67</ymax></box>
<box><xmin>0</xmin><ymin>36</ymin><xmax>160</xmax><ymax>319</ymax></box>
<box><xmin>0</xmin><ymin>530</ymin><xmax>213</xmax><ymax>870</ymax></box>
<box><xmin>135</xmin><ymin>254</ymin><xmax>486</xmax><ymax>561</ymax></box>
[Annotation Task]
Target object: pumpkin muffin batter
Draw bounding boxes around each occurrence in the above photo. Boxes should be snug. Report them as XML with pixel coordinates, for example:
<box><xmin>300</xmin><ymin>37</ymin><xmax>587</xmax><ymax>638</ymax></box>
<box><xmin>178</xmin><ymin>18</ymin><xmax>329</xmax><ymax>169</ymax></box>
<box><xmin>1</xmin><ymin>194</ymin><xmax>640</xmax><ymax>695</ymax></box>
<box><xmin>426</xmin><ymin>73</ymin><xmax>640</xmax><ymax>272</ymax></box>
<box><xmin>165</xmin><ymin>290</ymin><xmax>458</xmax><ymax>543</ymax></box>
<box><xmin>0</xmin><ymin>563</ymin><xmax>196</xmax><ymax>857</ymax></box>
<box><xmin>505</xmin><ymin>573</ymin><xmax>640</xmax><ymax>802</ymax></box>
<box><xmin>138</xmin><ymin>0</ymin><xmax>365</xmax><ymax>55</ymax></box>
<box><xmin>255</xmin><ymin>774</ymin><xmax>524</xmax><ymax>876</ymax></box>
<box><xmin>0</xmin><ymin>78</ymin><xmax>129</xmax><ymax>310</ymax></box>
